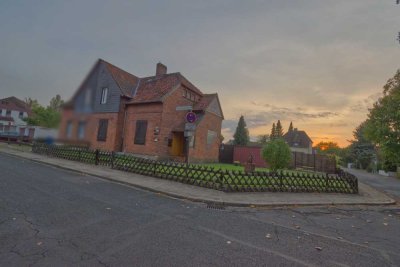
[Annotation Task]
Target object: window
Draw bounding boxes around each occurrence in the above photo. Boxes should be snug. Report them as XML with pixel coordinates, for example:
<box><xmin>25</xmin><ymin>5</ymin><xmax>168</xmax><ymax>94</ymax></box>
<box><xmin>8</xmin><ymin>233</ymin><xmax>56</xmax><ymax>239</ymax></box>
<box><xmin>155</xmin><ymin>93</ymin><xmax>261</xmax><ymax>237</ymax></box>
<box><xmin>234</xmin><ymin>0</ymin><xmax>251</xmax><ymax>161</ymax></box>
<box><xmin>19</xmin><ymin>112</ymin><xmax>24</xmax><ymax>118</ymax></box>
<box><xmin>97</xmin><ymin>119</ymin><xmax>108</xmax><ymax>141</ymax></box>
<box><xmin>78</xmin><ymin>121</ymin><xmax>86</xmax><ymax>139</ymax></box>
<box><xmin>66</xmin><ymin>121</ymin><xmax>73</xmax><ymax>138</ymax></box>
<box><xmin>134</xmin><ymin>120</ymin><xmax>148</xmax><ymax>145</ymax></box>
<box><xmin>0</xmin><ymin>109</ymin><xmax>2</xmax><ymax>115</ymax></box>
<box><xmin>100</xmin><ymin>88</ymin><xmax>108</xmax><ymax>104</ymax></box>
<box><xmin>6</xmin><ymin>110</ymin><xmax>11</xmax><ymax>116</ymax></box>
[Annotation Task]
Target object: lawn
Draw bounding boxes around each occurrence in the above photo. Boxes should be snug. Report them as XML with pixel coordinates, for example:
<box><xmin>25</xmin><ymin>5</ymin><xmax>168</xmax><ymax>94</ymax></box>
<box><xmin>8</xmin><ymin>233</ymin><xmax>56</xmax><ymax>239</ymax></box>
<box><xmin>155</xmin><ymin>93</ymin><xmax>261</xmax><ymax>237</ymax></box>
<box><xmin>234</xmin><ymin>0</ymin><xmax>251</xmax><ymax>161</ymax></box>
<box><xmin>31</xmin><ymin>143</ymin><xmax>358</xmax><ymax>193</ymax></box>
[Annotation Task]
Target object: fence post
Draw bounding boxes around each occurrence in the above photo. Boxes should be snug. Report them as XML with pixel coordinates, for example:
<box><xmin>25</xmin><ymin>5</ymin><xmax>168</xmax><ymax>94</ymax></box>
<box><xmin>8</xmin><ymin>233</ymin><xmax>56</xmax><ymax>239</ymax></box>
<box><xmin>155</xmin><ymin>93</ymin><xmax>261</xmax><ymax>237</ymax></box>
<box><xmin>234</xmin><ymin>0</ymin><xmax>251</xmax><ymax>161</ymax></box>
<box><xmin>111</xmin><ymin>151</ymin><xmax>115</xmax><ymax>169</ymax></box>
<box><xmin>278</xmin><ymin>171</ymin><xmax>282</xmax><ymax>191</ymax></box>
<box><xmin>95</xmin><ymin>149</ymin><xmax>99</xmax><ymax>165</ymax></box>
<box><xmin>325</xmin><ymin>174</ymin><xmax>329</xmax><ymax>192</ymax></box>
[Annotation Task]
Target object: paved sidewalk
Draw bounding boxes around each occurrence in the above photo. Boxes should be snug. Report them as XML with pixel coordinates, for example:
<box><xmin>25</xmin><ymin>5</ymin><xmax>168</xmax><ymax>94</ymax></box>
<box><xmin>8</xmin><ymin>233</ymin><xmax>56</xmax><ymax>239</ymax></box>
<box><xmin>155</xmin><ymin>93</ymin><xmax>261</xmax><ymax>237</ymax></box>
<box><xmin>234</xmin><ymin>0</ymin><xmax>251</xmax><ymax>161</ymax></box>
<box><xmin>0</xmin><ymin>144</ymin><xmax>395</xmax><ymax>207</ymax></box>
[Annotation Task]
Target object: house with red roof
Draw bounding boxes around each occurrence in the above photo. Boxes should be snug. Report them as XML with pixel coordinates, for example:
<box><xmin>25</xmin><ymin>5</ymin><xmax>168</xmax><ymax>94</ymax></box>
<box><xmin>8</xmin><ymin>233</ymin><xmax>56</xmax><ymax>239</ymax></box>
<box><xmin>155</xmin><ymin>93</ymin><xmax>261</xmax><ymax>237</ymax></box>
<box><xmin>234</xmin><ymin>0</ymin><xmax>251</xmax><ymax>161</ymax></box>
<box><xmin>60</xmin><ymin>59</ymin><xmax>224</xmax><ymax>162</ymax></box>
<box><xmin>0</xmin><ymin>96</ymin><xmax>35</xmax><ymax>141</ymax></box>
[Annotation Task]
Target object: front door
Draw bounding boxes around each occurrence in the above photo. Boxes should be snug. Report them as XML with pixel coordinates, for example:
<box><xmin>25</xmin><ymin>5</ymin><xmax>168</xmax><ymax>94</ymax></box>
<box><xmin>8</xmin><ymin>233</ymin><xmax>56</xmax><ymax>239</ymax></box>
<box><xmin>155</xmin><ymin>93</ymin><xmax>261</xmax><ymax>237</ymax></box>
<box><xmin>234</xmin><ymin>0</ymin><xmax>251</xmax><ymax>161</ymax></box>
<box><xmin>171</xmin><ymin>132</ymin><xmax>184</xmax><ymax>157</ymax></box>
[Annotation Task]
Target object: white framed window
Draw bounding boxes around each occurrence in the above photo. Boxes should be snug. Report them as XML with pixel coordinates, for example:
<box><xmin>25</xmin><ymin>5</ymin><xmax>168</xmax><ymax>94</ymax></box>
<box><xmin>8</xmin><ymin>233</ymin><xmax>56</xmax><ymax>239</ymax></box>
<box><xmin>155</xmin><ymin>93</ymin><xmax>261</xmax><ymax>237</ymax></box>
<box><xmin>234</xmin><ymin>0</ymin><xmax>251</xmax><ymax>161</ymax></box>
<box><xmin>100</xmin><ymin>88</ymin><xmax>108</xmax><ymax>104</ymax></box>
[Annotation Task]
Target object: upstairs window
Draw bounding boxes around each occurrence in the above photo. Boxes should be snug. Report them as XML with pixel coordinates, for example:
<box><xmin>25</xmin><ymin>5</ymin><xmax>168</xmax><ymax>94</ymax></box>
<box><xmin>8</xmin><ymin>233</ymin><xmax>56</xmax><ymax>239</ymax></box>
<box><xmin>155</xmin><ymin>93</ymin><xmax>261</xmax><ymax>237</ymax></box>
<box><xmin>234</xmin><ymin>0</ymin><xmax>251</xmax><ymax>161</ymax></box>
<box><xmin>134</xmin><ymin>120</ymin><xmax>148</xmax><ymax>145</ymax></box>
<box><xmin>100</xmin><ymin>88</ymin><xmax>108</xmax><ymax>104</ymax></box>
<box><xmin>19</xmin><ymin>112</ymin><xmax>24</xmax><ymax>118</ymax></box>
<box><xmin>6</xmin><ymin>110</ymin><xmax>11</xmax><ymax>116</ymax></box>
<box><xmin>97</xmin><ymin>119</ymin><xmax>108</xmax><ymax>141</ymax></box>
<box><xmin>0</xmin><ymin>109</ymin><xmax>2</xmax><ymax>115</ymax></box>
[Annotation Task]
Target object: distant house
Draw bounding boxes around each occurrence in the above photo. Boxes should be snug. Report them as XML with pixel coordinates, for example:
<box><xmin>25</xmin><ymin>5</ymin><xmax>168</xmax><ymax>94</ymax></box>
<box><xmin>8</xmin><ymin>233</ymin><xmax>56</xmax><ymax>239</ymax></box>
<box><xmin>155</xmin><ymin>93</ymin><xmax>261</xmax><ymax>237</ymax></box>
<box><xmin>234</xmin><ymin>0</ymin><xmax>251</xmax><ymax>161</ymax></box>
<box><xmin>0</xmin><ymin>96</ymin><xmax>35</xmax><ymax>141</ymax></box>
<box><xmin>60</xmin><ymin>59</ymin><xmax>224</xmax><ymax>162</ymax></box>
<box><xmin>283</xmin><ymin>128</ymin><xmax>313</xmax><ymax>154</ymax></box>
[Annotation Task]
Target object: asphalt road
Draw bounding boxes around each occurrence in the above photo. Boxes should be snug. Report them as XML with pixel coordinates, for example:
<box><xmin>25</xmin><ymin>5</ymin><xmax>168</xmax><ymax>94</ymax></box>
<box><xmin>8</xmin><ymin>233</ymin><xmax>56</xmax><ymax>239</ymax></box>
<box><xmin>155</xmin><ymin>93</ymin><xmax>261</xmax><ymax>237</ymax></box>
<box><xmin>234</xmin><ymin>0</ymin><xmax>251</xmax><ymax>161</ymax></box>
<box><xmin>1</xmin><ymin>152</ymin><xmax>399</xmax><ymax>267</ymax></box>
<box><xmin>344</xmin><ymin>168</ymin><xmax>400</xmax><ymax>199</ymax></box>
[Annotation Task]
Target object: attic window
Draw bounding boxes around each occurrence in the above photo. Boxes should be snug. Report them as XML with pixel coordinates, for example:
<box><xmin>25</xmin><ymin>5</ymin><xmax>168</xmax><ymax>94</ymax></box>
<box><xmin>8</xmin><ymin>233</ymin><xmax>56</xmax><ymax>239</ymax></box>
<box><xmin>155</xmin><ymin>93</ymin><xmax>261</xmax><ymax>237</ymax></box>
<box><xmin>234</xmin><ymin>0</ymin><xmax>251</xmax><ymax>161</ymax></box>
<box><xmin>100</xmin><ymin>88</ymin><xmax>108</xmax><ymax>104</ymax></box>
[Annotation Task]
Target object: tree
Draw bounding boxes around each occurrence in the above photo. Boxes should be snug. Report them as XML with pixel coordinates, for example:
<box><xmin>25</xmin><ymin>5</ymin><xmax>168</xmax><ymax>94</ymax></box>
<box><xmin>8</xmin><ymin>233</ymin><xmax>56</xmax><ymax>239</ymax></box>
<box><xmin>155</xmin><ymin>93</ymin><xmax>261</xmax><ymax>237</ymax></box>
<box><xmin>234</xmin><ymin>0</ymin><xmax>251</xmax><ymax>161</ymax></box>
<box><xmin>288</xmin><ymin>121</ymin><xmax>294</xmax><ymax>133</ymax></box>
<box><xmin>257</xmin><ymin>134</ymin><xmax>269</xmax><ymax>144</ymax></box>
<box><xmin>314</xmin><ymin>141</ymin><xmax>341</xmax><ymax>155</ymax></box>
<box><xmin>261</xmin><ymin>138</ymin><xmax>291</xmax><ymax>171</ymax></box>
<box><xmin>270</xmin><ymin>123</ymin><xmax>276</xmax><ymax>140</ymax></box>
<box><xmin>233</xmin><ymin>115</ymin><xmax>249</xmax><ymax>145</ymax></box>
<box><xmin>275</xmin><ymin>120</ymin><xmax>284</xmax><ymax>138</ymax></box>
<box><xmin>24</xmin><ymin>95</ymin><xmax>64</xmax><ymax>128</ymax></box>
<box><xmin>364</xmin><ymin>69</ymin><xmax>400</xmax><ymax>170</ymax></box>
<box><xmin>49</xmin><ymin>94</ymin><xmax>64</xmax><ymax>111</ymax></box>
<box><xmin>349</xmin><ymin>121</ymin><xmax>376</xmax><ymax>170</ymax></box>
<box><xmin>25</xmin><ymin>98</ymin><xmax>39</xmax><ymax>108</ymax></box>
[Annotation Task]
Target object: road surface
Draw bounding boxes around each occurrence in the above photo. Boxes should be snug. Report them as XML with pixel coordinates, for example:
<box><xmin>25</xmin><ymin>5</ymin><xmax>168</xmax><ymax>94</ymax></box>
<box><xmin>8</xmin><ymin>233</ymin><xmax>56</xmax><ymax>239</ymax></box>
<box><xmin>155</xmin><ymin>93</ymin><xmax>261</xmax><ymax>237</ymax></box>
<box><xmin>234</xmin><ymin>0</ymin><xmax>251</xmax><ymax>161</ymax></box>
<box><xmin>1</xmin><ymin>152</ymin><xmax>399</xmax><ymax>266</ymax></box>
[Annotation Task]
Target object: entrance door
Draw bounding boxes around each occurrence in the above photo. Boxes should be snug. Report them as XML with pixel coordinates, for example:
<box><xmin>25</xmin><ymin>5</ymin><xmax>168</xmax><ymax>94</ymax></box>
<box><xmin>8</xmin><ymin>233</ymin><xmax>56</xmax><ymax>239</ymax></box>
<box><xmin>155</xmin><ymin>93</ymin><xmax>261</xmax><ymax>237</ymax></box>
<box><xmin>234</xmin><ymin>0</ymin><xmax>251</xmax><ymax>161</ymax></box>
<box><xmin>171</xmin><ymin>132</ymin><xmax>184</xmax><ymax>156</ymax></box>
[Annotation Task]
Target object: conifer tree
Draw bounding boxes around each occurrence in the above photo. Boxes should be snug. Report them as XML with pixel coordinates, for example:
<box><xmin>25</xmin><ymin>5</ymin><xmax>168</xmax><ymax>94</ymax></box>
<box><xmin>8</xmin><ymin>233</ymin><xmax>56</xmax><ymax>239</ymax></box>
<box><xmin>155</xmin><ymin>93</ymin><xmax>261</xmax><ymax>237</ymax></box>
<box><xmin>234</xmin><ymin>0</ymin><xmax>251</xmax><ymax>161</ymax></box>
<box><xmin>276</xmin><ymin>120</ymin><xmax>284</xmax><ymax>138</ymax></box>
<box><xmin>233</xmin><ymin>115</ymin><xmax>249</xmax><ymax>145</ymax></box>
<box><xmin>270</xmin><ymin>123</ymin><xmax>276</xmax><ymax>140</ymax></box>
<box><xmin>288</xmin><ymin>121</ymin><xmax>293</xmax><ymax>133</ymax></box>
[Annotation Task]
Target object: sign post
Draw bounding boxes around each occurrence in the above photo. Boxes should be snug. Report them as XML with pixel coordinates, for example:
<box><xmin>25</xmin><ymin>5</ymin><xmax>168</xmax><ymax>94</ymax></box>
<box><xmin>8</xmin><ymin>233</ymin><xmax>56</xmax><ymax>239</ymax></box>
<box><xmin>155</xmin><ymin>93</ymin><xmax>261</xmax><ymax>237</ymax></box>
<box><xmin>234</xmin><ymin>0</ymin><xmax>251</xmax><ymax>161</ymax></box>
<box><xmin>184</xmin><ymin>111</ymin><xmax>197</xmax><ymax>164</ymax></box>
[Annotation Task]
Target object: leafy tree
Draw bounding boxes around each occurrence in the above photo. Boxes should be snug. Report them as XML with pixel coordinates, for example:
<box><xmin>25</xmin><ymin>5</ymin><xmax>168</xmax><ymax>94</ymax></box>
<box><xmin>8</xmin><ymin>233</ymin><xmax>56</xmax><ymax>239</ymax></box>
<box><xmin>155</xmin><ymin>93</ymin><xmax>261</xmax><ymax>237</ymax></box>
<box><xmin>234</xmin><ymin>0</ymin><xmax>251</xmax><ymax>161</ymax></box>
<box><xmin>314</xmin><ymin>141</ymin><xmax>341</xmax><ymax>155</ymax></box>
<box><xmin>257</xmin><ymin>134</ymin><xmax>269</xmax><ymax>144</ymax></box>
<box><xmin>270</xmin><ymin>123</ymin><xmax>276</xmax><ymax>140</ymax></box>
<box><xmin>49</xmin><ymin>94</ymin><xmax>64</xmax><ymax>111</ymax></box>
<box><xmin>25</xmin><ymin>98</ymin><xmax>39</xmax><ymax>108</ymax></box>
<box><xmin>288</xmin><ymin>121</ymin><xmax>294</xmax><ymax>133</ymax></box>
<box><xmin>349</xmin><ymin>121</ymin><xmax>376</xmax><ymax>169</ymax></box>
<box><xmin>275</xmin><ymin>120</ymin><xmax>284</xmax><ymax>138</ymax></box>
<box><xmin>24</xmin><ymin>95</ymin><xmax>64</xmax><ymax>128</ymax></box>
<box><xmin>364</xmin><ymin>69</ymin><xmax>400</xmax><ymax>170</ymax></box>
<box><xmin>261</xmin><ymin>139</ymin><xmax>291</xmax><ymax>171</ymax></box>
<box><xmin>233</xmin><ymin>115</ymin><xmax>249</xmax><ymax>145</ymax></box>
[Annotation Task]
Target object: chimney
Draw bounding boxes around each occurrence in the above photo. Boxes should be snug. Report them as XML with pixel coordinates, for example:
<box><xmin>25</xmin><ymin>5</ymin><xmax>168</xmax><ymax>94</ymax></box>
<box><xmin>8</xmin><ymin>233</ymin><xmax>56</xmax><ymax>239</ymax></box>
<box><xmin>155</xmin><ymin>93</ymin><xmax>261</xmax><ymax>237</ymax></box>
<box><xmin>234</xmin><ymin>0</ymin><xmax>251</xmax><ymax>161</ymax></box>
<box><xmin>156</xmin><ymin>62</ymin><xmax>167</xmax><ymax>76</ymax></box>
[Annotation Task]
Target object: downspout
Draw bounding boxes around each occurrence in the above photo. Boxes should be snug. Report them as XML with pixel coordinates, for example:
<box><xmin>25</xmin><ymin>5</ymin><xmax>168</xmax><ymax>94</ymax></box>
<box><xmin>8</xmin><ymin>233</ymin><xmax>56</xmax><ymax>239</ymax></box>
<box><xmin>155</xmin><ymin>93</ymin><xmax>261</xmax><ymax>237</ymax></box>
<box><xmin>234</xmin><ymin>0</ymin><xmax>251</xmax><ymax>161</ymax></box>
<box><xmin>121</xmin><ymin>104</ymin><xmax>128</xmax><ymax>153</ymax></box>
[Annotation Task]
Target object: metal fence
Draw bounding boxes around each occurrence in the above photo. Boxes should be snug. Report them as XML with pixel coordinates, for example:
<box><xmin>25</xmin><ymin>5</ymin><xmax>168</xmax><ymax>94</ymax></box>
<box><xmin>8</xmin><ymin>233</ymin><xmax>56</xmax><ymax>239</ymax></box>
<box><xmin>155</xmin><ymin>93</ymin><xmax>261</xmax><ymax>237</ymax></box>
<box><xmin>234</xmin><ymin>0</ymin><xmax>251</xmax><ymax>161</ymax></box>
<box><xmin>32</xmin><ymin>143</ymin><xmax>358</xmax><ymax>194</ymax></box>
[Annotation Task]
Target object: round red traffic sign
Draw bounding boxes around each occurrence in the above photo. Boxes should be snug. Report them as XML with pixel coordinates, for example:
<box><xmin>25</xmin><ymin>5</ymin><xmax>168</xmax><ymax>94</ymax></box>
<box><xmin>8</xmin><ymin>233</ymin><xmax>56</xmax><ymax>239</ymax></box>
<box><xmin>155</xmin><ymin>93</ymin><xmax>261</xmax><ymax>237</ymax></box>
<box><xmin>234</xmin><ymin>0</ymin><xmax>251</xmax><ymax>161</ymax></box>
<box><xmin>186</xmin><ymin>112</ymin><xmax>196</xmax><ymax>123</ymax></box>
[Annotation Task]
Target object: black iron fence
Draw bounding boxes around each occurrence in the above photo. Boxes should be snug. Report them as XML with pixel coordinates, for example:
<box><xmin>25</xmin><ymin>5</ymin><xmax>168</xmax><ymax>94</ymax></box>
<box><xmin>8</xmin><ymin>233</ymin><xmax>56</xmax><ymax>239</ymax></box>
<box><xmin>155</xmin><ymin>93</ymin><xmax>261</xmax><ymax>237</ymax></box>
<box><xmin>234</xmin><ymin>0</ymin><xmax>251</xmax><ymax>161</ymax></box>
<box><xmin>32</xmin><ymin>143</ymin><xmax>358</xmax><ymax>194</ymax></box>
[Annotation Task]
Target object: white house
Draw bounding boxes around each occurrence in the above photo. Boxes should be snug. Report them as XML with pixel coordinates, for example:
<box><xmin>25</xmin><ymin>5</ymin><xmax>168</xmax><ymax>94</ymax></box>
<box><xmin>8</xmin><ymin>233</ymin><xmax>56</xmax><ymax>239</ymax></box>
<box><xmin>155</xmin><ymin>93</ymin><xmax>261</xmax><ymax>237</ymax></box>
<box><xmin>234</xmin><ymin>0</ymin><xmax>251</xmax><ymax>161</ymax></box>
<box><xmin>0</xmin><ymin>96</ymin><xmax>34</xmax><ymax>141</ymax></box>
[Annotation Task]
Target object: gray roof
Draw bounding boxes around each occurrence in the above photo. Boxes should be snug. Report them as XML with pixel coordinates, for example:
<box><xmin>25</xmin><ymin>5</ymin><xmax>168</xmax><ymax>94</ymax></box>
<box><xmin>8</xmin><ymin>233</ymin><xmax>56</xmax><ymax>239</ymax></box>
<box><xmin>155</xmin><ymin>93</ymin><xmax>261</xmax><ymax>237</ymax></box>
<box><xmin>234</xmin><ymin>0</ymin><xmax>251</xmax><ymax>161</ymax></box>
<box><xmin>283</xmin><ymin>130</ymin><xmax>312</xmax><ymax>148</ymax></box>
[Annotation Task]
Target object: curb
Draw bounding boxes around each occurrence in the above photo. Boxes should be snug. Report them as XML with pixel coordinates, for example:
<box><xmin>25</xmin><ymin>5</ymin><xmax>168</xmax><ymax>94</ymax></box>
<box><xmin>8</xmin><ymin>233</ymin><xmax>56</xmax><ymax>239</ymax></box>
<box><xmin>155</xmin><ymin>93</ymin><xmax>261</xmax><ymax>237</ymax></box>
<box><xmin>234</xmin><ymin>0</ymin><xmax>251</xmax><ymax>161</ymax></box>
<box><xmin>1</xmin><ymin>149</ymin><xmax>396</xmax><ymax>208</ymax></box>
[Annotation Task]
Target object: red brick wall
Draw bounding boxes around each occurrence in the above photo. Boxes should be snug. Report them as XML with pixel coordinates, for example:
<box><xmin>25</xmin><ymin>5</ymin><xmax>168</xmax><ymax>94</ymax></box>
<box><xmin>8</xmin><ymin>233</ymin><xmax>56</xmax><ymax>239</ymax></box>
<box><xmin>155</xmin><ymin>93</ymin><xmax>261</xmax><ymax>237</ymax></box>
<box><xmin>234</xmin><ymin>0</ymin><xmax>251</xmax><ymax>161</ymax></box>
<box><xmin>59</xmin><ymin>109</ymin><xmax>119</xmax><ymax>151</ymax></box>
<box><xmin>123</xmin><ymin>103</ymin><xmax>163</xmax><ymax>156</ymax></box>
<box><xmin>189</xmin><ymin>112</ymin><xmax>222</xmax><ymax>163</ymax></box>
<box><xmin>233</xmin><ymin>146</ymin><xmax>267</xmax><ymax>167</ymax></box>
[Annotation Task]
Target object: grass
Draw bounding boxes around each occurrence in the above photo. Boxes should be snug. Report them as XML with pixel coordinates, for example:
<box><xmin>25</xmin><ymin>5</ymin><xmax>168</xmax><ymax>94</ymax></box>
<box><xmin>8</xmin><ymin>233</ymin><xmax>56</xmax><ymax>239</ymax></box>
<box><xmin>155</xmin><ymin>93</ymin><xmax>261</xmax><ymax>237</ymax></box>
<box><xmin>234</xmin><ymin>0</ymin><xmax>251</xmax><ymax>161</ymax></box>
<box><xmin>31</xmin><ymin>144</ymin><xmax>357</xmax><ymax>193</ymax></box>
<box><xmin>0</xmin><ymin>142</ymin><xmax>32</xmax><ymax>152</ymax></box>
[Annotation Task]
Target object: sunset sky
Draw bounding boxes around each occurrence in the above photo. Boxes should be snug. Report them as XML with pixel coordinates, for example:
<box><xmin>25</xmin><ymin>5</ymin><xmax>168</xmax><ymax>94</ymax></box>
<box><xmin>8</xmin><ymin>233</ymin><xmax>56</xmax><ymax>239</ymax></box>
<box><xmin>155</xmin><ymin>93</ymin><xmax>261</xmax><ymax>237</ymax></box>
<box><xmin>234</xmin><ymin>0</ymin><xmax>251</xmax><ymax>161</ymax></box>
<box><xmin>1</xmin><ymin>1</ymin><xmax>399</xmax><ymax>147</ymax></box>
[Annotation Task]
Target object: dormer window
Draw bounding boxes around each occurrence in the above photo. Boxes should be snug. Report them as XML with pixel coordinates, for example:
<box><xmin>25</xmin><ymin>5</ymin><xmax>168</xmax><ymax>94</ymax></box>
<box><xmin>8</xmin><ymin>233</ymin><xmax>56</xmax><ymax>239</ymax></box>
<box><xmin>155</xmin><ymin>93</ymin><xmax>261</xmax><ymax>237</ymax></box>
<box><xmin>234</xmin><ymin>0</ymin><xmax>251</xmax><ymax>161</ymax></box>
<box><xmin>19</xmin><ymin>112</ymin><xmax>24</xmax><ymax>118</ymax></box>
<box><xmin>100</xmin><ymin>88</ymin><xmax>108</xmax><ymax>104</ymax></box>
<box><xmin>6</xmin><ymin>110</ymin><xmax>11</xmax><ymax>116</ymax></box>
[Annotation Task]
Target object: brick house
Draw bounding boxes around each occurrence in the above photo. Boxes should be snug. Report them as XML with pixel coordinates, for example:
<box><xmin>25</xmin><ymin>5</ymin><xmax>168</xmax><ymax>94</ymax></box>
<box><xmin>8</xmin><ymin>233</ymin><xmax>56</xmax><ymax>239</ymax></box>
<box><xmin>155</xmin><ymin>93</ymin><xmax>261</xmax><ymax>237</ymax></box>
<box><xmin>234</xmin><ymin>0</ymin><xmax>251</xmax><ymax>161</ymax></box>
<box><xmin>60</xmin><ymin>59</ymin><xmax>224</xmax><ymax>162</ymax></box>
<box><xmin>283</xmin><ymin>128</ymin><xmax>313</xmax><ymax>154</ymax></box>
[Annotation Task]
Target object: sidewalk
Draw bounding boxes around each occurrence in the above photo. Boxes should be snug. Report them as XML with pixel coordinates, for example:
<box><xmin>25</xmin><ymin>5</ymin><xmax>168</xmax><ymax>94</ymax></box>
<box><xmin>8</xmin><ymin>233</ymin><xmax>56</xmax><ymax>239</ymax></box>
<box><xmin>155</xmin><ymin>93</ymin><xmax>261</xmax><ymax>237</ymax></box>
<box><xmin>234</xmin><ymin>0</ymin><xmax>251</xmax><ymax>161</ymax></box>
<box><xmin>0</xmin><ymin>144</ymin><xmax>395</xmax><ymax>207</ymax></box>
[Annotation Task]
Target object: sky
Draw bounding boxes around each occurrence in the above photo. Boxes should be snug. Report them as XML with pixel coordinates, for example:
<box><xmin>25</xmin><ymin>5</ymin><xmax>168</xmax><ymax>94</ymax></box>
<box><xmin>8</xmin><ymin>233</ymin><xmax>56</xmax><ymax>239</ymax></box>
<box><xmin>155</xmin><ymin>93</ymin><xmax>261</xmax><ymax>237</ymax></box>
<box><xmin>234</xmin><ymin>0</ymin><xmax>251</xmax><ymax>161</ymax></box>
<box><xmin>0</xmin><ymin>0</ymin><xmax>399</xmax><ymax>147</ymax></box>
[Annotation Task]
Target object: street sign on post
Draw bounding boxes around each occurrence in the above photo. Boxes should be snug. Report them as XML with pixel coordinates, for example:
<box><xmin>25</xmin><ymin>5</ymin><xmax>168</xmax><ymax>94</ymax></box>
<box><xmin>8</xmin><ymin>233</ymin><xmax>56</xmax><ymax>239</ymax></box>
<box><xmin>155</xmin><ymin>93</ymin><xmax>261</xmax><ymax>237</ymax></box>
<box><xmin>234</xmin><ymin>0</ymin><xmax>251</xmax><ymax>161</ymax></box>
<box><xmin>184</xmin><ymin>131</ymin><xmax>194</xmax><ymax>137</ymax></box>
<box><xmin>176</xmin><ymin>105</ymin><xmax>193</xmax><ymax>111</ymax></box>
<box><xmin>186</xmin><ymin>112</ymin><xmax>196</xmax><ymax>123</ymax></box>
<box><xmin>185</xmin><ymin>123</ymin><xmax>196</xmax><ymax>131</ymax></box>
